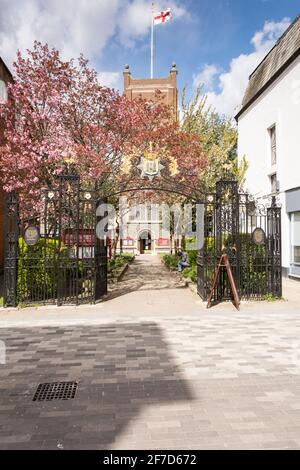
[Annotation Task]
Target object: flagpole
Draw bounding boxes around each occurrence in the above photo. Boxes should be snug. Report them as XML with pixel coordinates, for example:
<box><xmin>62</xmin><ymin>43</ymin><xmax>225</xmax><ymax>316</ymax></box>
<box><xmin>151</xmin><ymin>2</ymin><xmax>154</xmax><ymax>78</ymax></box>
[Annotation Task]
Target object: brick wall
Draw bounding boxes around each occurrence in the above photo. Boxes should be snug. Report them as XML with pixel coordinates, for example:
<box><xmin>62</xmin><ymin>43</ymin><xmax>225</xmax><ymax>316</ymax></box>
<box><xmin>123</xmin><ymin>63</ymin><xmax>178</xmax><ymax>120</ymax></box>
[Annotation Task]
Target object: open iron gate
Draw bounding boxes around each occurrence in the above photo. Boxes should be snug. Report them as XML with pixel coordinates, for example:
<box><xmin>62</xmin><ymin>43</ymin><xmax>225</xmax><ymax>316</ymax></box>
<box><xmin>4</xmin><ymin>174</ymin><xmax>107</xmax><ymax>307</ymax></box>
<box><xmin>197</xmin><ymin>178</ymin><xmax>282</xmax><ymax>302</ymax></box>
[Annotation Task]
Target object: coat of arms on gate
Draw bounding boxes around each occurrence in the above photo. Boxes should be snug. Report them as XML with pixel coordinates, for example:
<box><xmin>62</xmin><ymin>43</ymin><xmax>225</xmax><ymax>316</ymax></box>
<box><xmin>138</xmin><ymin>145</ymin><xmax>164</xmax><ymax>180</ymax></box>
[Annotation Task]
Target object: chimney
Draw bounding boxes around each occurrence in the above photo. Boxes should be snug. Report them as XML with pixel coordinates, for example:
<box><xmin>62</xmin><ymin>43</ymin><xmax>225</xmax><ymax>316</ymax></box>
<box><xmin>170</xmin><ymin>62</ymin><xmax>177</xmax><ymax>86</ymax></box>
<box><xmin>123</xmin><ymin>64</ymin><xmax>131</xmax><ymax>92</ymax></box>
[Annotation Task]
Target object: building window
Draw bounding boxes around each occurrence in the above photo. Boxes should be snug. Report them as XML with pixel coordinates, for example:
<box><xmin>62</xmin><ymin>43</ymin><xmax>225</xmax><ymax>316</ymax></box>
<box><xmin>291</xmin><ymin>212</ymin><xmax>300</xmax><ymax>265</ymax></box>
<box><xmin>0</xmin><ymin>79</ymin><xmax>8</xmax><ymax>102</ymax></box>
<box><xmin>269</xmin><ymin>125</ymin><xmax>277</xmax><ymax>165</ymax></box>
<box><xmin>129</xmin><ymin>206</ymin><xmax>140</xmax><ymax>221</ymax></box>
<box><xmin>270</xmin><ymin>173</ymin><xmax>278</xmax><ymax>194</ymax></box>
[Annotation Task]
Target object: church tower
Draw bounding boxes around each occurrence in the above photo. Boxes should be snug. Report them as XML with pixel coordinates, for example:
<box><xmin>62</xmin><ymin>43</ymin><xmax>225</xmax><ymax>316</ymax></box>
<box><xmin>123</xmin><ymin>63</ymin><xmax>178</xmax><ymax>121</ymax></box>
<box><xmin>120</xmin><ymin>64</ymin><xmax>178</xmax><ymax>256</ymax></box>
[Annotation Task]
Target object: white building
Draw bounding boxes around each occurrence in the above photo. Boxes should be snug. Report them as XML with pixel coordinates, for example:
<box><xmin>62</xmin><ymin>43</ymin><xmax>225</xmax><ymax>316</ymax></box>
<box><xmin>236</xmin><ymin>15</ymin><xmax>300</xmax><ymax>279</ymax></box>
<box><xmin>120</xmin><ymin>202</ymin><xmax>171</xmax><ymax>256</ymax></box>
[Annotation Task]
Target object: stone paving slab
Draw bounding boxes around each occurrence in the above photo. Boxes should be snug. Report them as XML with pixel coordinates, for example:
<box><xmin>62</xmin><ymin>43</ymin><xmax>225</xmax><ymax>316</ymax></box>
<box><xmin>0</xmin><ymin>255</ymin><xmax>300</xmax><ymax>449</ymax></box>
<box><xmin>1</xmin><ymin>313</ymin><xmax>300</xmax><ymax>449</ymax></box>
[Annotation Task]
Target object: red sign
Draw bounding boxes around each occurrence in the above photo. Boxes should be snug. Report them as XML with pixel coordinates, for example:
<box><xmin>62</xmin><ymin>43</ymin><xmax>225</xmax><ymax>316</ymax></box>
<box><xmin>157</xmin><ymin>238</ymin><xmax>170</xmax><ymax>247</ymax></box>
<box><xmin>123</xmin><ymin>238</ymin><xmax>134</xmax><ymax>246</ymax></box>
<box><xmin>63</xmin><ymin>229</ymin><xmax>95</xmax><ymax>247</ymax></box>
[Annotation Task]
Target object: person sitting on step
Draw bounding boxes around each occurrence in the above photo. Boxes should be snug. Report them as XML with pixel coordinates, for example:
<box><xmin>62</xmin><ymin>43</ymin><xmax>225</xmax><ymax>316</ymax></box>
<box><xmin>178</xmin><ymin>251</ymin><xmax>189</xmax><ymax>273</ymax></box>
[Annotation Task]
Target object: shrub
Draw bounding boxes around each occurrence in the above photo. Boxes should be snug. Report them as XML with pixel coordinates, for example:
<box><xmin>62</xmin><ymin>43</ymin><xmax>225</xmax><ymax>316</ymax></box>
<box><xmin>17</xmin><ymin>237</ymin><xmax>71</xmax><ymax>303</ymax></box>
<box><xmin>225</xmin><ymin>233</ymin><xmax>267</xmax><ymax>292</ymax></box>
<box><xmin>162</xmin><ymin>253</ymin><xmax>180</xmax><ymax>270</ymax></box>
<box><xmin>187</xmin><ymin>250</ymin><xmax>197</xmax><ymax>267</ymax></box>
<box><xmin>182</xmin><ymin>265</ymin><xmax>197</xmax><ymax>283</ymax></box>
<box><xmin>108</xmin><ymin>253</ymin><xmax>134</xmax><ymax>278</ymax></box>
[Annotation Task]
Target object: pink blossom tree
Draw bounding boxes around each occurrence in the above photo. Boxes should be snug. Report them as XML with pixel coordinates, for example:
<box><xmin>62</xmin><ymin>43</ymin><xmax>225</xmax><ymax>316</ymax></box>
<box><xmin>0</xmin><ymin>42</ymin><xmax>206</xmax><ymax>208</ymax></box>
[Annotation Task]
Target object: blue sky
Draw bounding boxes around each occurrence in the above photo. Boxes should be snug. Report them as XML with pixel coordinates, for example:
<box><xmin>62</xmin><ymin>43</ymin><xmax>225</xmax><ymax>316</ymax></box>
<box><xmin>0</xmin><ymin>0</ymin><xmax>299</xmax><ymax>116</ymax></box>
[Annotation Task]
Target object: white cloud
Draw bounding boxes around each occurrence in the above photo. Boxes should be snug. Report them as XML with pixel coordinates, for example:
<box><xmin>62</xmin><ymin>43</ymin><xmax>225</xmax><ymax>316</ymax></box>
<box><xmin>0</xmin><ymin>0</ymin><xmax>120</xmax><ymax>66</ymax></box>
<box><xmin>0</xmin><ymin>0</ymin><xmax>187</xmax><ymax>86</ymax></box>
<box><xmin>118</xmin><ymin>0</ymin><xmax>188</xmax><ymax>47</ymax></box>
<box><xmin>251</xmin><ymin>17</ymin><xmax>291</xmax><ymax>51</ymax></box>
<box><xmin>193</xmin><ymin>17</ymin><xmax>291</xmax><ymax>117</ymax></box>
<box><xmin>193</xmin><ymin>64</ymin><xmax>221</xmax><ymax>91</ymax></box>
<box><xmin>98</xmin><ymin>71</ymin><xmax>121</xmax><ymax>89</ymax></box>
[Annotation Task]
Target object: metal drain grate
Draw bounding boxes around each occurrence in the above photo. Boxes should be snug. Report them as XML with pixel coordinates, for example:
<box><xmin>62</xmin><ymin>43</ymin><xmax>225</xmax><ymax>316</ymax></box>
<box><xmin>33</xmin><ymin>382</ymin><xmax>78</xmax><ymax>401</ymax></box>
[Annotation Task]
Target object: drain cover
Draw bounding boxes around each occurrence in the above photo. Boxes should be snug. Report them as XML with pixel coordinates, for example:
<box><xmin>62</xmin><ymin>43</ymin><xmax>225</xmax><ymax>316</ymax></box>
<box><xmin>33</xmin><ymin>382</ymin><xmax>78</xmax><ymax>401</ymax></box>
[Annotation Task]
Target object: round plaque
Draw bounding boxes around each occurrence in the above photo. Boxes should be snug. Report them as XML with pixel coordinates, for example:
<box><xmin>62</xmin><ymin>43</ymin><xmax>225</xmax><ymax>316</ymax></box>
<box><xmin>24</xmin><ymin>226</ymin><xmax>40</xmax><ymax>246</ymax></box>
<box><xmin>252</xmin><ymin>228</ymin><xmax>265</xmax><ymax>246</ymax></box>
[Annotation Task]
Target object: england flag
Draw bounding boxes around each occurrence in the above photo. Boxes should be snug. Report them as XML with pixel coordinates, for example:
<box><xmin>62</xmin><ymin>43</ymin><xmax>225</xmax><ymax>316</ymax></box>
<box><xmin>153</xmin><ymin>8</ymin><xmax>172</xmax><ymax>26</ymax></box>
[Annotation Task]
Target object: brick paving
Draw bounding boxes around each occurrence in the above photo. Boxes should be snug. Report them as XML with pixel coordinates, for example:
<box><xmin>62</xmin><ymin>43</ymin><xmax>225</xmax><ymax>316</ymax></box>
<box><xmin>0</xmin><ymin>255</ymin><xmax>300</xmax><ymax>449</ymax></box>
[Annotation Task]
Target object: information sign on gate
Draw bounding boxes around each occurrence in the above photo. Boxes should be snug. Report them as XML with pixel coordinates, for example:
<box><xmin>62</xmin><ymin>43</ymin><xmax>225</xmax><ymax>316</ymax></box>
<box><xmin>24</xmin><ymin>226</ymin><xmax>40</xmax><ymax>246</ymax></box>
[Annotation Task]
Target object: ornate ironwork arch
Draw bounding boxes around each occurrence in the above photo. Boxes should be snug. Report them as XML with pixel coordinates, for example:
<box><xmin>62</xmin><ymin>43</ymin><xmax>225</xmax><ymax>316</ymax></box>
<box><xmin>104</xmin><ymin>186</ymin><xmax>205</xmax><ymax>202</ymax></box>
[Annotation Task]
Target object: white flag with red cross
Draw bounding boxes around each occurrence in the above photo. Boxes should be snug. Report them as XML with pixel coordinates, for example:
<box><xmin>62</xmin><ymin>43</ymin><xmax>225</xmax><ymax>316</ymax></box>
<box><xmin>153</xmin><ymin>8</ymin><xmax>172</xmax><ymax>26</ymax></box>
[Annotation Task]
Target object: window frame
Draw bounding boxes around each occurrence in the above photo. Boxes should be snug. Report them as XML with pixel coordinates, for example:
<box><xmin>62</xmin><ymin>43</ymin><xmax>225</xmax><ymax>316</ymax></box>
<box><xmin>291</xmin><ymin>212</ymin><xmax>300</xmax><ymax>266</ymax></box>
<box><xmin>268</xmin><ymin>124</ymin><xmax>277</xmax><ymax>166</ymax></box>
<box><xmin>269</xmin><ymin>173</ymin><xmax>278</xmax><ymax>194</ymax></box>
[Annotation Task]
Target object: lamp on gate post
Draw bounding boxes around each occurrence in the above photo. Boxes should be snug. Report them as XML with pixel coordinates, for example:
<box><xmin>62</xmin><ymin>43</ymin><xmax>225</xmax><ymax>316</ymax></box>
<box><xmin>60</xmin><ymin>153</ymin><xmax>79</xmax><ymax>181</ymax></box>
<box><xmin>221</xmin><ymin>163</ymin><xmax>236</xmax><ymax>182</ymax></box>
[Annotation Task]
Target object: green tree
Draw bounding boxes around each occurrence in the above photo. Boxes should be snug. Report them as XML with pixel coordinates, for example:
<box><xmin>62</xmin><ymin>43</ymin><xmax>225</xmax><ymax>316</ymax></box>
<box><xmin>181</xmin><ymin>86</ymin><xmax>248</xmax><ymax>191</ymax></box>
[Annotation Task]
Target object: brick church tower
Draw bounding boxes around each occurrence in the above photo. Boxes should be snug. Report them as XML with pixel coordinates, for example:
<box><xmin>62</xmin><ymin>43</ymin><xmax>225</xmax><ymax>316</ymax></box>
<box><xmin>123</xmin><ymin>63</ymin><xmax>178</xmax><ymax>120</ymax></box>
<box><xmin>121</xmin><ymin>63</ymin><xmax>179</xmax><ymax>256</ymax></box>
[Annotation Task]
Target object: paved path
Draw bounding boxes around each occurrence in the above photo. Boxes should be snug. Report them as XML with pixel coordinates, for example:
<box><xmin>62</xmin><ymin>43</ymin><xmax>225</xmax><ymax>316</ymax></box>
<box><xmin>0</xmin><ymin>255</ymin><xmax>300</xmax><ymax>449</ymax></box>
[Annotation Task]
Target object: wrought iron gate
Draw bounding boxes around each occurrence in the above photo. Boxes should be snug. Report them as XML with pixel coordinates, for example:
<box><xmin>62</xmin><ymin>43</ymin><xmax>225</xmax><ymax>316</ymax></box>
<box><xmin>197</xmin><ymin>178</ymin><xmax>282</xmax><ymax>302</ymax></box>
<box><xmin>4</xmin><ymin>174</ymin><xmax>107</xmax><ymax>307</ymax></box>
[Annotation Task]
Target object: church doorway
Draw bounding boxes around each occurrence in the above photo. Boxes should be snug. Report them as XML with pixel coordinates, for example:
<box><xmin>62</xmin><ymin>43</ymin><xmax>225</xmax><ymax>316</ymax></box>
<box><xmin>138</xmin><ymin>230</ymin><xmax>152</xmax><ymax>254</ymax></box>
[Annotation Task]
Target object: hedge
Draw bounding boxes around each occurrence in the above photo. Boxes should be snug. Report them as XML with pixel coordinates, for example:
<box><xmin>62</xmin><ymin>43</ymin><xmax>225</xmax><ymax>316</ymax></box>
<box><xmin>17</xmin><ymin>237</ymin><xmax>77</xmax><ymax>303</ymax></box>
<box><xmin>162</xmin><ymin>233</ymin><xmax>268</xmax><ymax>291</ymax></box>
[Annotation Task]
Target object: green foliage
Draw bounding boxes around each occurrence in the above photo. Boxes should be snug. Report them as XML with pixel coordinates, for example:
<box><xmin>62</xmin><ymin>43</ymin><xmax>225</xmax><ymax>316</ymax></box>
<box><xmin>162</xmin><ymin>251</ymin><xmax>198</xmax><ymax>283</ymax></box>
<box><xmin>0</xmin><ymin>297</ymin><xmax>3</xmax><ymax>308</ymax></box>
<box><xmin>181</xmin><ymin>86</ymin><xmax>248</xmax><ymax>191</ymax></box>
<box><xmin>108</xmin><ymin>253</ymin><xmax>134</xmax><ymax>279</ymax></box>
<box><xmin>162</xmin><ymin>253</ymin><xmax>180</xmax><ymax>271</ymax></box>
<box><xmin>182</xmin><ymin>265</ymin><xmax>197</xmax><ymax>283</ymax></box>
<box><xmin>17</xmin><ymin>237</ymin><xmax>72</xmax><ymax>303</ymax></box>
<box><xmin>187</xmin><ymin>250</ymin><xmax>197</xmax><ymax>266</ymax></box>
<box><xmin>18</xmin><ymin>238</ymin><xmax>55</xmax><ymax>302</ymax></box>
<box><xmin>225</xmin><ymin>233</ymin><xmax>267</xmax><ymax>292</ymax></box>
<box><xmin>264</xmin><ymin>293</ymin><xmax>284</xmax><ymax>302</ymax></box>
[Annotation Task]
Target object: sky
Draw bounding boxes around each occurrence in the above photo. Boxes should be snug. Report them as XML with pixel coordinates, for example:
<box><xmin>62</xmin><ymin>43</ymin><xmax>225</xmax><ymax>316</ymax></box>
<box><xmin>0</xmin><ymin>0</ymin><xmax>299</xmax><ymax>117</ymax></box>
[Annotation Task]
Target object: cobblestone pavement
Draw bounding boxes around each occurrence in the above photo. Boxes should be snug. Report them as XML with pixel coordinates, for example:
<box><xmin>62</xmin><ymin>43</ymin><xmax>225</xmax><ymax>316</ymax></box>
<box><xmin>0</xmin><ymin>256</ymin><xmax>300</xmax><ymax>449</ymax></box>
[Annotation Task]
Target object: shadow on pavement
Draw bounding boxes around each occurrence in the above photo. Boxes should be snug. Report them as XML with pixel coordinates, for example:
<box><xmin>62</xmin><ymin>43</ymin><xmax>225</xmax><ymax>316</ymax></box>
<box><xmin>0</xmin><ymin>322</ymin><xmax>194</xmax><ymax>449</ymax></box>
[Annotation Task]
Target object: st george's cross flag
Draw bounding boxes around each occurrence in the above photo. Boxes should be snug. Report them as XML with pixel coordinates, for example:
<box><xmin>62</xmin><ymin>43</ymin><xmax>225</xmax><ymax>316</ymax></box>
<box><xmin>153</xmin><ymin>8</ymin><xmax>172</xmax><ymax>25</ymax></box>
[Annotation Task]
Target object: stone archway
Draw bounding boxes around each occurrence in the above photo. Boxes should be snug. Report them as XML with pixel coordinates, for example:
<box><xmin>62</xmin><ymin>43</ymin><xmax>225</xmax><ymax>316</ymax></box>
<box><xmin>138</xmin><ymin>229</ymin><xmax>153</xmax><ymax>254</ymax></box>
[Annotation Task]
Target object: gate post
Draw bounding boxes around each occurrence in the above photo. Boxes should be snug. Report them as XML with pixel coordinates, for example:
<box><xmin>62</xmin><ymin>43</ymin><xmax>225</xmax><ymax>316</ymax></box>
<box><xmin>56</xmin><ymin>172</ymin><xmax>80</xmax><ymax>306</ymax></box>
<box><xmin>94</xmin><ymin>198</ymin><xmax>108</xmax><ymax>301</ymax></box>
<box><xmin>3</xmin><ymin>191</ymin><xmax>19</xmax><ymax>307</ymax></box>
<box><xmin>267</xmin><ymin>196</ymin><xmax>282</xmax><ymax>297</ymax></box>
<box><xmin>215</xmin><ymin>177</ymin><xmax>240</xmax><ymax>300</ymax></box>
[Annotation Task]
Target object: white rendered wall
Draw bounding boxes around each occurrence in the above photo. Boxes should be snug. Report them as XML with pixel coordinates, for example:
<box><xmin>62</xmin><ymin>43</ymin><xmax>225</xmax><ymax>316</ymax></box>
<box><xmin>237</xmin><ymin>56</ymin><xmax>300</xmax><ymax>270</ymax></box>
